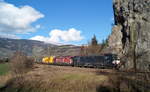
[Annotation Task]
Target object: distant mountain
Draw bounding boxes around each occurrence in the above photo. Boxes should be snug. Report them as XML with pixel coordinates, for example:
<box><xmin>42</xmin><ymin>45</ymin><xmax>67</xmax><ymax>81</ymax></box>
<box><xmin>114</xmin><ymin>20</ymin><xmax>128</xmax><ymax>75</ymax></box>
<box><xmin>0</xmin><ymin>38</ymin><xmax>80</xmax><ymax>59</ymax></box>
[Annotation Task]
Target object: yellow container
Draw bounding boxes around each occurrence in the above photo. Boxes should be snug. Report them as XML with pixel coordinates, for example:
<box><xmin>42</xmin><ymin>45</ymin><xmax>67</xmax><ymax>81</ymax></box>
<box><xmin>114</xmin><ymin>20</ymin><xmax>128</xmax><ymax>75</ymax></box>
<box><xmin>49</xmin><ymin>56</ymin><xmax>54</xmax><ymax>64</ymax></box>
<box><xmin>42</xmin><ymin>56</ymin><xmax>55</xmax><ymax>64</ymax></box>
<box><xmin>42</xmin><ymin>57</ymin><xmax>49</xmax><ymax>63</ymax></box>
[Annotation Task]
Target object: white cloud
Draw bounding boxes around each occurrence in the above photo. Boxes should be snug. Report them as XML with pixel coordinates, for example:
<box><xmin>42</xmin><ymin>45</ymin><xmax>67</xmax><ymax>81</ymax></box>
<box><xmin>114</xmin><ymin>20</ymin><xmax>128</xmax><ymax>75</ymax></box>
<box><xmin>30</xmin><ymin>28</ymin><xmax>84</xmax><ymax>44</ymax></box>
<box><xmin>0</xmin><ymin>33</ymin><xmax>20</xmax><ymax>39</ymax></box>
<box><xmin>0</xmin><ymin>2</ymin><xmax>44</xmax><ymax>37</ymax></box>
<box><xmin>30</xmin><ymin>35</ymin><xmax>49</xmax><ymax>42</ymax></box>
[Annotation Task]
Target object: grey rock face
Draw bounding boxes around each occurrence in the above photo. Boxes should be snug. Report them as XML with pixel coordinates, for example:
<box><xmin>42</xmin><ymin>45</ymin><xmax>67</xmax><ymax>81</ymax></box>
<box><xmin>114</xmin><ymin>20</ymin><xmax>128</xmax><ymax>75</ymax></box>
<box><xmin>111</xmin><ymin>0</ymin><xmax>150</xmax><ymax>71</ymax></box>
<box><xmin>108</xmin><ymin>24</ymin><xmax>123</xmax><ymax>56</ymax></box>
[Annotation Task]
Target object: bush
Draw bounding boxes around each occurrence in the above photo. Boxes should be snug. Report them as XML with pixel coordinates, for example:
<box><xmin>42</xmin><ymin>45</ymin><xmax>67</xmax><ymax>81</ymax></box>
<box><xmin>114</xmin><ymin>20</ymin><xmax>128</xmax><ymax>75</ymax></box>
<box><xmin>0</xmin><ymin>58</ymin><xmax>9</xmax><ymax>63</ymax></box>
<box><xmin>10</xmin><ymin>52</ymin><xmax>34</xmax><ymax>74</ymax></box>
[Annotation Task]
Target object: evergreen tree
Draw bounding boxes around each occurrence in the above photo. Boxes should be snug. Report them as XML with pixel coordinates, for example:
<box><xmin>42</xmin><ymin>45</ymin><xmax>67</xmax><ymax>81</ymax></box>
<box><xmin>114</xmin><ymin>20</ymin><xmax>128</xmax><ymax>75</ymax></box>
<box><xmin>87</xmin><ymin>35</ymin><xmax>100</xmax><ymax>55</ymax></box>
<box><xmin>91</xmin><ymin>35</ymin><xmax>98</xmax><ymax>46</ymax></box>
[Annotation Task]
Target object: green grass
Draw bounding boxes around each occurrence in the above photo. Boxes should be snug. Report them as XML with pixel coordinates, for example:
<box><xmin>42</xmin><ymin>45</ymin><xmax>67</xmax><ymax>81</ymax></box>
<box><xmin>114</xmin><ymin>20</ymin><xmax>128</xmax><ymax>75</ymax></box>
<box><xmin>0</xmin><ymin>63</ymin><xmax>9</xmax><ymax>75</ymax></box>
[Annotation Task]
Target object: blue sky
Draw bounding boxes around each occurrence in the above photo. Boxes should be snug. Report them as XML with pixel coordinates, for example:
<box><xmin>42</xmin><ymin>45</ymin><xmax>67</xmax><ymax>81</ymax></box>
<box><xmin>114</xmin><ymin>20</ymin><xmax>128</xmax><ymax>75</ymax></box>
<box><xmin>0</xmin><ymin>0</ymin><xmax>114</xmax><ymax>45</ymax></box>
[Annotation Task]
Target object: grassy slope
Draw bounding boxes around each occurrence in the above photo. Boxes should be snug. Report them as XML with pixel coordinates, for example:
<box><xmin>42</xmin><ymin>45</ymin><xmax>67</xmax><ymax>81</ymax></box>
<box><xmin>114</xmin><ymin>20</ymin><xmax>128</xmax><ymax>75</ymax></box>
<box><xmin>0</xmin><ymin>63</ymin><xmax>9</xmax><ymax>76</ymax></box>
<box><xmin>0</xmin><ymin>63</ymin><xmax>11</xmax><ymax>89</ymax></box>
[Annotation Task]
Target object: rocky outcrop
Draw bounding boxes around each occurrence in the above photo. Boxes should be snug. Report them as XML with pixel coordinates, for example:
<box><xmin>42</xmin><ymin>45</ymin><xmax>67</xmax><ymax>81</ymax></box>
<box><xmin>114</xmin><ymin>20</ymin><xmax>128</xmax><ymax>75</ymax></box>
<box><xmin>108</xmin><ymin>24</ymin><xmax>123</xmax><ymax>56</ymax></box>
<box><xmin>110</xmin><ymin>0</ymin><xmax>150</xmax><ymax>71</ymax></box>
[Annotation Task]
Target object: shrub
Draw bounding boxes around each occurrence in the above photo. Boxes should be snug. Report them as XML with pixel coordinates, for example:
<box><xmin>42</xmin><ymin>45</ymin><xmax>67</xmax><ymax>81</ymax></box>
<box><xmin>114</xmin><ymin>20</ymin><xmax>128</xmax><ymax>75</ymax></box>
<box><xmin>10</xmin><ymin>52</ymin><xmax>34</xmax><ymax>74</ymax></box>
<box><xmin>0</xmin><ymin>58</ymin><xmax>9</xmax><ymax>63</ymax></box>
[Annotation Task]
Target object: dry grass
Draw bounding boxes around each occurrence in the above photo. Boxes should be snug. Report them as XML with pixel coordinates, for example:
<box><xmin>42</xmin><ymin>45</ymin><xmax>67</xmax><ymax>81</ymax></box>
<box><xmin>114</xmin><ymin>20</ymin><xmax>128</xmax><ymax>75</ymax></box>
<box><xmin>0</xmin><ymin>64</ymin><xmax>109</xmax><ymax>92</ymax></box>
<box><xmin>24</xmin><ymin>65</ymin><xmax>109</xmax><ymax>92</ymax></box>
<box><xmin>0</xmin><ymin>64</ymin><xmax>150</xmax><ymax>92</ymax></box>
<box><xmin>0</xmin><ymin>73</ymin><xmax>12</xmax><ymax>88</ymax></box>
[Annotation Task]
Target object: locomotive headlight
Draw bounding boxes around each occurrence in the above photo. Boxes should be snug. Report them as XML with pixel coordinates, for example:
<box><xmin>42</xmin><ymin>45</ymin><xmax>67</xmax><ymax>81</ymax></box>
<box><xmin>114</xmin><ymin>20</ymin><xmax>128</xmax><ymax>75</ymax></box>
<box><xmin>112</xmin><ymin>60</ymin><xmax>120</xmax><ymax>65</ymax></box>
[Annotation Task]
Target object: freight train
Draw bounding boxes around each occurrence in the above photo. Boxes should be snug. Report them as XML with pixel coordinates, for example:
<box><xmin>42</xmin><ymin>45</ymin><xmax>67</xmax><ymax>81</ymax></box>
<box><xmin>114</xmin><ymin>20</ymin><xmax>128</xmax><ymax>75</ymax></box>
<box><xmin>42</xmin><ymin>54</ymin><xmax>120</xmax><ymax>69</ymax></box>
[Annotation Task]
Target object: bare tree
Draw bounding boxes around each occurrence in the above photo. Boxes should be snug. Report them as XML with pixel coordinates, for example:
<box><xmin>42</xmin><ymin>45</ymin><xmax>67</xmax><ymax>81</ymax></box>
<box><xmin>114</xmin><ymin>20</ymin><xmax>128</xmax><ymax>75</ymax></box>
<box><xmin>10</xmin><ymin>52</ymin><xmax>34</xmax><ymax>74</ymax></box>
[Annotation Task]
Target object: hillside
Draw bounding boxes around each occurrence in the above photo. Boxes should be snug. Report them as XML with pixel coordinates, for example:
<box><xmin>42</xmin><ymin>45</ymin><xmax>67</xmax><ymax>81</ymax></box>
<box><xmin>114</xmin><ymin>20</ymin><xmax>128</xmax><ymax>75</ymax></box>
<box><xmin>0</xmin><ymin>38</ymin><xmax>80</xmax><ymax>59</ymax></box>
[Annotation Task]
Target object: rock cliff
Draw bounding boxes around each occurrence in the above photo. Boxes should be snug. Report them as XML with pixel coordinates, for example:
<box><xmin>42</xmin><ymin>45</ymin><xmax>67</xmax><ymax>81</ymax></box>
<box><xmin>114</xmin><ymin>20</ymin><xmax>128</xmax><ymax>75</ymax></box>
<box><xmin>109</xmin><ymin>0</ymin><xmax>150</xmax><ymax>71</ymax></box>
